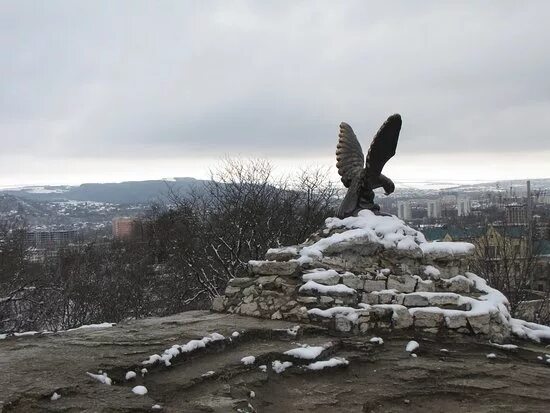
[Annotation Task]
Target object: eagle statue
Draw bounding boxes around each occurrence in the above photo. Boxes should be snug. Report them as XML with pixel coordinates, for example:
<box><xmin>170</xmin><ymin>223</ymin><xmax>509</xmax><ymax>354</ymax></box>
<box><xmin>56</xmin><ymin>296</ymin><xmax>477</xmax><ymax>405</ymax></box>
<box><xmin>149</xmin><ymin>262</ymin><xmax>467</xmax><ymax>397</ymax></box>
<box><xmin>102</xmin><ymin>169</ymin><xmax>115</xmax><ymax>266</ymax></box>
<box><xmin>336</xmin><ymin>114</ymin><xmax>402</xmax><ymax>218</ymax></box>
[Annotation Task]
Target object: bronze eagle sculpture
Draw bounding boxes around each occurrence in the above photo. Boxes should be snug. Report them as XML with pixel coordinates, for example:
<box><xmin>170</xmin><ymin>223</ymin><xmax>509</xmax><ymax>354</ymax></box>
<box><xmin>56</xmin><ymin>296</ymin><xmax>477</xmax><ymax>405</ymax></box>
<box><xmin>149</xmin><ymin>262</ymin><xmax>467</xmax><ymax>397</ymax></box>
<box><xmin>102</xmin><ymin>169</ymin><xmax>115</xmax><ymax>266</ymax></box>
<box><xmin>336</xmin><ymin>114</ymin><xmax>402</xmax><ymax>218</ymax></box>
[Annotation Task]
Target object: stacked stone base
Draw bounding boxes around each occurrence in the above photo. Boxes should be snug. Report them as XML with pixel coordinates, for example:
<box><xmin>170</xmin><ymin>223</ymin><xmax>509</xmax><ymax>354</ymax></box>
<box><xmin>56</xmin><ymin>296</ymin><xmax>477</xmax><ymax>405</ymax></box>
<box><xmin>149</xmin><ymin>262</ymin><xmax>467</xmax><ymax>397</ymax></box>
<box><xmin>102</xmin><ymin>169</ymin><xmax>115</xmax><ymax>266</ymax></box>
<box><xmin>212</xmin><ymin>214</ymin><xmax>512</xmax><ymax>342</ymax></box>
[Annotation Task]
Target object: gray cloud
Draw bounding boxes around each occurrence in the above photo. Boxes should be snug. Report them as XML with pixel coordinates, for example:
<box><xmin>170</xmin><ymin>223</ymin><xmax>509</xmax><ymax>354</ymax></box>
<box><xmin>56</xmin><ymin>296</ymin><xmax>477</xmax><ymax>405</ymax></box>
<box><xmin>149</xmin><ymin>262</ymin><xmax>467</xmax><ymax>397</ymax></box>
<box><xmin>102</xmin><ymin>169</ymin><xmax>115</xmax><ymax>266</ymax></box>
<box><xmin>1</xmin><ymin>0</ymin><xmax>549</xmax><ymax>179</ymax></box>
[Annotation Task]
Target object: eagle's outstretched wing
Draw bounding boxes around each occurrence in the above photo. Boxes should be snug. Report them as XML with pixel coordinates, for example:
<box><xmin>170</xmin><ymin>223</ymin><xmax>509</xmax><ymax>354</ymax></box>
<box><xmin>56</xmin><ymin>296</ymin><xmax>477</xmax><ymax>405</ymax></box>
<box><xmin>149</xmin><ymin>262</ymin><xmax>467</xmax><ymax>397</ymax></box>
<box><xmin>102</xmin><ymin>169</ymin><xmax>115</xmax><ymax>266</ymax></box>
<box><xmin>365</xmin><ymin>114</ymin><xmax>401</xmax><ymax>179</ymax></box>
<box><xmin>336</xmin><ymin>122</ymin><xmax>364</xmax><ymax>188</ymax></box>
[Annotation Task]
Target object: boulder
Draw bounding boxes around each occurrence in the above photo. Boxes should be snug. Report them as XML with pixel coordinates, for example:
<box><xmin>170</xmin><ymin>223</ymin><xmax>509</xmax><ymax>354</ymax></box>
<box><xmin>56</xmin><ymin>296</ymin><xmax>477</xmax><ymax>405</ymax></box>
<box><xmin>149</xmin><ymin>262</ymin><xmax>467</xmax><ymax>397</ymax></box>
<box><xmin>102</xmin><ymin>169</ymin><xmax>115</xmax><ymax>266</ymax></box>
<box><xmin>392</xmin><ymin>306</ymin><xmax>413</xmax><ymax>329</ymax></box>
<box><xmin>334</xmin><ymin>316</ymin><xmax>353</xmax><ymax>333</ymax></box>
<box><xmin>467</xmin><ymin>313</ymin><xmax>491</xmax><ymax>335</ymax></box>
<box><xmin>412</xmin><ymin>310</ymin><xmax>444</xmax><ymax>328</ymax></box>
<box><xmin>387</xmin><ymin>274</ymin><xmax>417</xmax><ymax>293</ymax></box>
<box><xmin>224</xmin><ymin>286</ymin><xmax>242</xmax><ymax>296</ymax></box>
<box><xmin>228</xmin><ymin>277</ymin><xmax>256</xmax><ymax>288</ymax></box>
<box><xmin>211</xmin><ymin>296</ymin><xmax>226</xmax><ymax>312</ymax></box>
<box><xmin>265</xmin><ymin>246</ymin><xmax>299</xmax><ymax>261</ymax></box>
<box><xmin>364</xmin><ymin>279</ymin><xmax>386</xmax><ymax>292</ymax></box>
<box><xmin>403</xmin><ymin>294</ymin><xmax>429</xmax><ymax>307</ymax></box>
<box><xmin>342</xmin><ymin>273</ymin><xmax>364</xmax><ymax>289</ymax></box>
<box><xmin>427</xmin><ymin>293</ymin><xmax>461</xmax><ymax>307</ymax></box>
<box><xmin>415</xmin><ymin>279</ymin><xmax>435</xmax><ymax>292</ymax></box>
<box><xmin>445</xmin><ymin>313</ymin><xmax>468</xmax><ymax>329</ymax></box>
<box><xmin>249</xmin><ymin>260</ymin><xmax>300</xmax><ymax>276</ymax></box>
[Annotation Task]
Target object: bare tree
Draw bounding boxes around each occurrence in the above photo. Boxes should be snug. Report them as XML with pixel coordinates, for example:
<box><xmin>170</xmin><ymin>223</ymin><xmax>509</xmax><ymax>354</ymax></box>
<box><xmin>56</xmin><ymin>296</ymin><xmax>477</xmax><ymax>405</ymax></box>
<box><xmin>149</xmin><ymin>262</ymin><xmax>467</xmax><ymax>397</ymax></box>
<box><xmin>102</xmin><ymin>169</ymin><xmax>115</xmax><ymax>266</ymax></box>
<box><xmin>471</xmin><ymin>225</ymin><xmax>543</xmax><ymax>317</ymax></box>
<box><xmin>153</xmin><ymin>158</ymin><xmax>337</xmax><ymax>306</ymax></box>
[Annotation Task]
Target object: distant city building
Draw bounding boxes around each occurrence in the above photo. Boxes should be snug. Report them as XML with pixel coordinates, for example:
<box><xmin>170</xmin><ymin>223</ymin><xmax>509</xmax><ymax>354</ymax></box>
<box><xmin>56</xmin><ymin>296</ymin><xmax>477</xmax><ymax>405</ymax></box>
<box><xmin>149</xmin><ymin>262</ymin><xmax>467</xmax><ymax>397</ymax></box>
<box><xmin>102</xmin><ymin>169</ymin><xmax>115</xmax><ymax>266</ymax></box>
<box><xmin>25</xmin><ymin>229</ymin><xmax>78</xmax><ymax>248</ymax></box>
<box><xmin>112</xmin><ymin>217</ymin><xmax>143</xmax><ymax>239</ymax></box>
<box><xmin>456</xmin><ymin>196</ymin><xmax>471</xmax><ymax>216</ymax></box>
<box><xmin>397</xmin><ymin>201</ymin><xmax>412</xmax><ymax>221</ymax></box>
<box><xmin>505</xmin><ymin>204</ymin><xmax>528</xmax><ymax>225</ymax></box>
<box><xmin>427</xmin><ymin>200</ymin><xmax>442</xmax><ymax>218</ymax></box>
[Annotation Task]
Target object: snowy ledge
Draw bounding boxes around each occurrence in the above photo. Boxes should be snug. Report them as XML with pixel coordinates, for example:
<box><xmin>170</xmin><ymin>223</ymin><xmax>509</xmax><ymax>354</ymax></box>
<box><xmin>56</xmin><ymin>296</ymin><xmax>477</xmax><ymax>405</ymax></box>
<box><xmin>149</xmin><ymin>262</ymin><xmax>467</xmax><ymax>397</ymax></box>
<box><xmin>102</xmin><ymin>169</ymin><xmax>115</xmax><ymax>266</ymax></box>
<box><xmin>297</xmin><ymin>210</ymin><xmax>474</xmax><ymax>264</ymax></box>
<box><xmin>0</xmin><ymin>322</ymin><xmax>116</xmax><ymax>340</ymax></box>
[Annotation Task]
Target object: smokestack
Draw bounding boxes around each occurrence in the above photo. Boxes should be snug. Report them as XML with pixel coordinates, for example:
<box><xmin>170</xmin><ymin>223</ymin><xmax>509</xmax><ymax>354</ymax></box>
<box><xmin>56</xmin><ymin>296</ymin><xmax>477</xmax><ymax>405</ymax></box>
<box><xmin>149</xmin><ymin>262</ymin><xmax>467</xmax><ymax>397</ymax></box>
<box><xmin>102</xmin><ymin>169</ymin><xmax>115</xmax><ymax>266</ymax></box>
<box><xmin>527</xmin><ymin>180</ymin><xmax>532</xmax><ymax>220</ymax></box>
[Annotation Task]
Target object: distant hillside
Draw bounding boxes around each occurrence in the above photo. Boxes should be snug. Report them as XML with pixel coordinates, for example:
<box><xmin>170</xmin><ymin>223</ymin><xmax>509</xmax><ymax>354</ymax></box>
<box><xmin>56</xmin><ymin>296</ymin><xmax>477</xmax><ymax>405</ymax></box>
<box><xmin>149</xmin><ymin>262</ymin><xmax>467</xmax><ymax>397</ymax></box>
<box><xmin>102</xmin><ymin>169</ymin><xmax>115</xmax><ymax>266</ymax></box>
<box><xmin>0</xmin><ymin>177</ymin><xmax>209</xmax><ymax>204</ymax></box>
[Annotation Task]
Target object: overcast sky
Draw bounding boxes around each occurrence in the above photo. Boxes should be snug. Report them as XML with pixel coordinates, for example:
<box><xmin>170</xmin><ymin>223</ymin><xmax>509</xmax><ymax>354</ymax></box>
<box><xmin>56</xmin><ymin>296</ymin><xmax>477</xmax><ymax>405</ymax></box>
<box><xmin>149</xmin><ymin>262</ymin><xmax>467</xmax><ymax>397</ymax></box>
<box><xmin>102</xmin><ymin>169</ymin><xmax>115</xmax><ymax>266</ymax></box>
<box><xmin>1</xmin><ymin>1</ymin><xmax>549</xmax><ymax>187</ymax></box>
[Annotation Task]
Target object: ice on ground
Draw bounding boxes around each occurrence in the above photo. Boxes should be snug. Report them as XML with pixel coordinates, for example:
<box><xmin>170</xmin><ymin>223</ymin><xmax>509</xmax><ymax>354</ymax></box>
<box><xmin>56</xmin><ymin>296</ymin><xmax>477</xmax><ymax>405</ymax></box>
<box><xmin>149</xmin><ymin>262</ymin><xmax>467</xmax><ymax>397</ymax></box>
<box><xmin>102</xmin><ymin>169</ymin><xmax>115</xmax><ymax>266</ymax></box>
<box><xmin>272</xmin><ymin>360</ymin><xmax>293</xmax><ymax>373</ymax></box>
<box><xmin>370</xmin><ymin>337</ymin><xmax>384</xmax><ymax>345</ymax></box>
<box><xmin>141</xmin><ymin>368</ymin><xmax>148</xmax><ymax>376</ymax></box>
<box><xmin>142</xmin><ymin>332</ymin><xmax>226</xmax><ymax>366</ymax></box>
<box><xmin>202</xmin><ymin>370</ymin><xmax>215</xmax><ymax>377</ymax></box>
<box><xmin>249</xmin><ymin>390</ymin><xmax>256</xmax><ymax>398</ymax></box>
<box><xmin>241</xmin><ymin>356</ymin><xmax>256</xmax><ymax>365</ymax></box>
<box><xmin>232</xmin><ymin>331</ymin><xmax>240</xmax><ymax>338</ymax></box>
<box><xmin>125</xmin><ymin>371</ymin><xmax>137</xmax><ymax>380</ymax></box>
<box><xmin>86</xmin><ymin>372</ymin><xmax>112</xmax><ymax>385</ymax></box>
<box><xmin>410</xmin><ymin>353</ymin><xmax>418</xmax><ymax>358</ymax></box>
<box><xmin>299</xmin><ymin>280</ymin><xmax>355</xmax><ymax>295</ymax></box>
<box><xmin>486</xmin><ymin>353</ymin><xmax>497</xmax><ymax>359</ymax></box>
<box><xmin>132</xmin><ymin>385</ymin><xmax>148</xmax><ymax>395</ymax></box>
<box><xmin>286</xmin><ymin>326</ymin><xmax>300</xmax><ymax>336</ymax></box>
<box><xmin>308</xmin><ymin>306</ymin><xmax>361</xmax><ymax>323</ymax></box>
<box><xmin>406</xmin><ymin>341</ymin><xmax>419</xmax><ymax>352</ymax></box>
<box><xmin>0</xmin><ymin>334</ymin><xmax>6</xmax><ymax>340</ymax></box>
<box><xmin>440</xmin><ymin>349</ymin><xmax>449</xmax><ymax>353</ymax></box>
<box><xmin>258</xmin><ymin>365</ymin><xmax>267</xmax><ymax>372</ymax></box>
<box><xmin>284</xmin><ymin>345</ymin><xmax>325</xmax><ymax>360</ymax></box>
<box><xmin>152</xmin><ymin>405</ymin><xmax>162</xmax><ymax>410</ymax></box>
<box><xmin>51</xmin><ymin>392</ymin><xmax>61</xmax><ymax>401</ymax></box>
<box><xmin>306</xmin><ymin>357</ymin><xmax>349</xmax><ymax>370</ymax></box>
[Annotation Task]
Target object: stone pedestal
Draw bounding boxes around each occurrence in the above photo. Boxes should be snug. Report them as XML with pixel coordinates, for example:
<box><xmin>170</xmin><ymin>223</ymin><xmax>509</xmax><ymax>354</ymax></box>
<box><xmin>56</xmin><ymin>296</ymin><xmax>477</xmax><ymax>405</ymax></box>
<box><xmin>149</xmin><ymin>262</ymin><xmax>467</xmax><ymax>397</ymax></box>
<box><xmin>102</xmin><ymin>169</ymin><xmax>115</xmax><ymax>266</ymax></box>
<box><xmin>212</xmin><ymin>211</ymin><xmax>512</xmax><ymax>342</ymax></box>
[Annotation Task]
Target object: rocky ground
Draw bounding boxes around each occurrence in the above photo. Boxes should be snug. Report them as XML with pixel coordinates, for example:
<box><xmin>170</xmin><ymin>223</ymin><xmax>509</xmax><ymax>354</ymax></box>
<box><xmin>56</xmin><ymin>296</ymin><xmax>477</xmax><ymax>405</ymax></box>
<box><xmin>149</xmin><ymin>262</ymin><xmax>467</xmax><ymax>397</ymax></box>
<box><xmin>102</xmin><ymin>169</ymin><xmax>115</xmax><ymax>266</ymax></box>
<box><xmin>1</xmin><ymin>311</ymin><xmax>550</xmax><ymax>412</ymax></box>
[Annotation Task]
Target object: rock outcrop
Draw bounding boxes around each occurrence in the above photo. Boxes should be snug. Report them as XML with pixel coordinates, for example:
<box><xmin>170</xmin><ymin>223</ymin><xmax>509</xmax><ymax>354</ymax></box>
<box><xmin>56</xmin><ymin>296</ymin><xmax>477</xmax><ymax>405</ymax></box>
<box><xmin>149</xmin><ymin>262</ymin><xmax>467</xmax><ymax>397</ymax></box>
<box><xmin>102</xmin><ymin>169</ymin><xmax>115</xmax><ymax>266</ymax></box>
<box><xmin>213</xmin><ymin>211</ymin><xmax>542</xmax><ymax>343</ymax></box>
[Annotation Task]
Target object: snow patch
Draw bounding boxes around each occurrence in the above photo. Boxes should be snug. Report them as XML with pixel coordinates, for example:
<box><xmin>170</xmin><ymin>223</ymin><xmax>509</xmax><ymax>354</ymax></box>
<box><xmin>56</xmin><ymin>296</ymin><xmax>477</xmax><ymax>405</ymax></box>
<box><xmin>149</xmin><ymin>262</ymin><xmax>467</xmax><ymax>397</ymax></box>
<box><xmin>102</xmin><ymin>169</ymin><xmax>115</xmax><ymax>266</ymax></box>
<box><xmin>306</xmin><ymin>357</ymin><xmax>349</xmax><ymax>370</ymax></box>
<box><xmin>297</xmin><ymin>210</ymin><xmax>475</xmax><ymax>265</ymax></box>
<box><xmin>406</xmin><ymin>340</ymin><xmax>419</xmax><ymax>352</ymax></box>
<box><xmin>302</xmin><ymin>269</ymin><xmax>340</xmax><ymax>282</ymax></box>
<box><xmin>125</xmin><ymin>371</ymin><xmax>137</xmax><ymax>380</ymax></box>
<box><xmin>490</xmin><ymin>342</ymin><xmax>518</xmax><ymax>351</ymax></box>
<box><xmin>370</xmin><ymin>337</ymin><xmax>384</xmax><ymax>345</ymax></box>
<box><xmin>142</xmin><ymin>332</ymin><xmax>226</xmax><ymax>366</ymax></box>
<box><xmin>272</xmin><ymin>360</ymin><xmax>293</xmax><ymax>373</ymax></box>
<box><xmin>284</xmin><ymin>345</ymin><xmax>325</xmax><ymax>360</ymax></box>
<box><xmin>132</xmin><ymin>385</ymin><xmax>148</xmax><ymax>395</ymax></box>
<box><xmin>299</xmin><ymin>280</ymin><xmax>355</xmax><ymax>295</ymax></box>
<box><xmin>241</xmin><ymin>356</ymin><xmax>256</xmax><ymax>365</ymax></box>
<box><xmin>86</xmin><ymin>372</ymin><xmax>112</xmax><ymax>385</ymax></box>
<box><xmin>51</xmin><ymin>392</ymin><xmax>61</xmax><ymax>401</ymax></box>
<box><xmin>307</xmin><ymin>306</ymin><xmax>361</xmax><ymax>323</ymax></box>
<box><xmin>510</xmin><ymin>318</ymin><xmax>550</xmax><ymax>343</ymax></box>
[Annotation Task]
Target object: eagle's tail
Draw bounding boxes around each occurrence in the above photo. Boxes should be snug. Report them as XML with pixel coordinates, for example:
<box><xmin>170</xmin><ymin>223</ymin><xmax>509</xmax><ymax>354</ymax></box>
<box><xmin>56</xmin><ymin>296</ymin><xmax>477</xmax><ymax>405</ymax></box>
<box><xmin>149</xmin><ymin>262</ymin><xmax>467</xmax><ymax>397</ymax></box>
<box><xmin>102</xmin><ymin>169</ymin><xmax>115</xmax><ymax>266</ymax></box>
<box><xmin>337</xmin><ymin>178</ymin><xmax>360</xmax><ymax>218</ymax></box>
